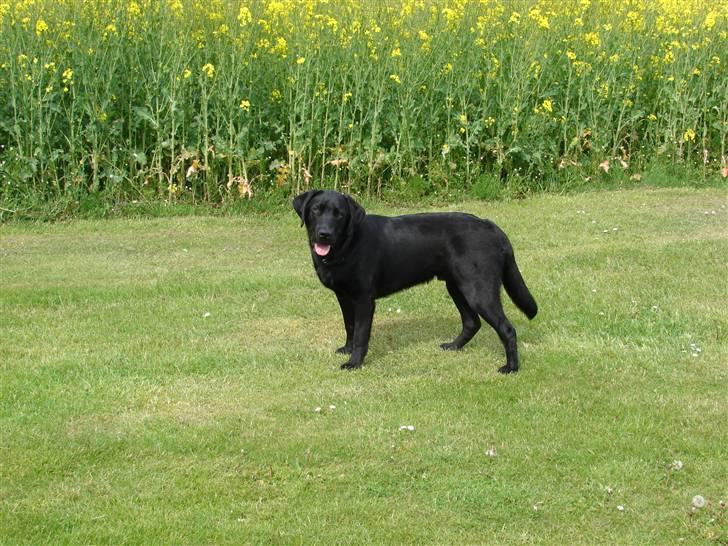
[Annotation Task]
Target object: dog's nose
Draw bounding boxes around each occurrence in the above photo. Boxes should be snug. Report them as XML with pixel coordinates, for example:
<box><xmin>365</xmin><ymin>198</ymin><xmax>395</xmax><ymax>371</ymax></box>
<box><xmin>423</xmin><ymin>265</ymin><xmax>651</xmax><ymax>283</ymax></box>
<box><xmin>317</xmin><ymin>230</ymin><xmax>331</xmax><ymax>242</ymax></box>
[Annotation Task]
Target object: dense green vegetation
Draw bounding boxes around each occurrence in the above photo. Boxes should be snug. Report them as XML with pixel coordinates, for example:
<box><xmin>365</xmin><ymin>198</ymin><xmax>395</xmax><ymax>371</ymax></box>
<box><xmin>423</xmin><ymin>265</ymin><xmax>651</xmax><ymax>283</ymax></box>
<box><xmin>1</xmin><ymin>0</ymin><xmax>726</xmax><ymax>214</ymax></box>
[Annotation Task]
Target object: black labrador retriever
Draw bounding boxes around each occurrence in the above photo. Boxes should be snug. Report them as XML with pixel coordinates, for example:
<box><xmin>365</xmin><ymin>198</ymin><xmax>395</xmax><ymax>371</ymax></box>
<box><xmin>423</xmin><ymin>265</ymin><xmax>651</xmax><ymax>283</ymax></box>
<box><xmin>293</xmin><ymin>190</ymin><xmax>538</xmax><ymax>373</ymax></box>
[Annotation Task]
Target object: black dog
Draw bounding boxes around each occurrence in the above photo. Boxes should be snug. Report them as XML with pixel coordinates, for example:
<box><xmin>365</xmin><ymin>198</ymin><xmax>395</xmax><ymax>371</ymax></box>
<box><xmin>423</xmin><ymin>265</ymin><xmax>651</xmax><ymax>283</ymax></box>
<box><xmin>293</xmin><ymin>190</ymin><xmax>538</xmax><ymax>373</ymax></box>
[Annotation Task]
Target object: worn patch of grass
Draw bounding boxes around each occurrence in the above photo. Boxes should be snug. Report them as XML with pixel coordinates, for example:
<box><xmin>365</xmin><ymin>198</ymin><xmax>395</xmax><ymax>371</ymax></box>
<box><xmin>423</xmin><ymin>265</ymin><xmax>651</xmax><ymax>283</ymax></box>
<box><xmin>1</xmin><ymin>188</ymin><xmax>726</xmax><ymax>544</ymax></box>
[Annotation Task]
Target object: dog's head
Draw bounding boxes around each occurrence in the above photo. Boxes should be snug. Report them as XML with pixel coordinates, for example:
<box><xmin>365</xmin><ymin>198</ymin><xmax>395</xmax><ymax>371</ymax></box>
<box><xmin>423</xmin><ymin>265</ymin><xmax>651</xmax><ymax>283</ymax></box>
<box><xmin>293</xmin><ymin>190</ymin><xmax>365</xmax><ymax>258</ymax></box>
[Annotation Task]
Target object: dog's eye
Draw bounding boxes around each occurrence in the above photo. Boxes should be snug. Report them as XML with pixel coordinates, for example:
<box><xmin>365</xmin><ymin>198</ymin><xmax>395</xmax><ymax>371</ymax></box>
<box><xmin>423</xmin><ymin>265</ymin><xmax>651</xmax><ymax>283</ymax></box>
<box><xmin>311</xmin><ymin>206</ymin><xmax>321</xmax><ymax>215</ymax></box>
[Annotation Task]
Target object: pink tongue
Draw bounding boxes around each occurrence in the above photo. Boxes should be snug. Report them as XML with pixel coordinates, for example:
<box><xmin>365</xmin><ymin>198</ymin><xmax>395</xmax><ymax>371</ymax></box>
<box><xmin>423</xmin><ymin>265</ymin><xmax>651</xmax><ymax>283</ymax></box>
<box><xmin>314</xmin><ymin>243</ymin><xmax>331</xmax><ymax>256</ymax></box>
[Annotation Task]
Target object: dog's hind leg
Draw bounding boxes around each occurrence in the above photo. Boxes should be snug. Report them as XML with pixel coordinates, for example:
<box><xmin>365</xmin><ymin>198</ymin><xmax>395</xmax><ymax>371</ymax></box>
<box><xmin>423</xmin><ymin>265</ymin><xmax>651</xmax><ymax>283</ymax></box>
<box><xmin>460</xmin><ymin>283</ymin><xmax>519</xmax><ymax>374</ymax></box>
<box><xmin>441</xmin><ymin>281</ymin><xmax>481</xmax><ymax>351</ymax></box>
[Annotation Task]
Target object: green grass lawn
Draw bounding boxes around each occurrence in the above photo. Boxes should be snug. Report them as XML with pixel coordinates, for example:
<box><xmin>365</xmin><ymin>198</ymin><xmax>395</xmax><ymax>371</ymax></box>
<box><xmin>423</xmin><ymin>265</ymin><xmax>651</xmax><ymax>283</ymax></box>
<box><xmin>1</xmin><ymin>187</ymin><xmax>726</xmax><ymax>544</ymax></box>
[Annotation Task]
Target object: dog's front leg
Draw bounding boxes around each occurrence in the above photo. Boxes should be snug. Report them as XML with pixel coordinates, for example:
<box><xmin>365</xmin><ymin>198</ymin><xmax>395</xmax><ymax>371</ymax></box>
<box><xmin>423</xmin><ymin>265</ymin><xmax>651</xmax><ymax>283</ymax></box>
<box><xmin>341</xmin><ymin>298</ymin><xmax>375</xmax><ymax>369</ymax></box>
<box><xmin>335</xmin><ymin>293</ymin><xmax>354</xmax><ymax>354</ymax></box>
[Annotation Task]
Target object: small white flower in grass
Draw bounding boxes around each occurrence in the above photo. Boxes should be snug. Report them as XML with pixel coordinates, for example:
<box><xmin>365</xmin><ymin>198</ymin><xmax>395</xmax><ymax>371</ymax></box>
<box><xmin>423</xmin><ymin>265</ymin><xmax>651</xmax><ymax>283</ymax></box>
<box><xmin>203</xmin><ymin>312</ymin><xmax>211</xmax><ymax>318</ymax></box>
<box><xmin>692</xmin><ymin>495</ymin><xmax>706</xmax><ymax>509</ymax></box>
<box><xmin>669</xmin><ymin>460</ymin><xmax>684</xmax><ymax>471</ymax></box>
<box><xmin>606</xmin><ymin>486</ymin><xmax>614</xmax><ymax>495</ymax></box>
<box><xmin>617</xmin><ymin>505</ymin><xmax>625</xmax><ymax>512</ymax></box>
<box><xmin>329</xmin><ymin>405</ymin><xmax>336</xmax><ymax>411</ymax></box>
<box><xmin>485</xmin><ymin>447</ymin><xmax>498</xmax><ymax>457</ymax></box>
<box><xmin>314</xmin><ymin>407</ymin><xmax>322</xmax><ymax>413</ymax></box>
<box><xmin>396</xmin><ymin>308</ymin><xmax>402</xmax><ymax>314</ymax></box>
<box><xmin>399</xmin><ymin>425</ymin><xmax>415</xmax><ymax>432</ymax></box>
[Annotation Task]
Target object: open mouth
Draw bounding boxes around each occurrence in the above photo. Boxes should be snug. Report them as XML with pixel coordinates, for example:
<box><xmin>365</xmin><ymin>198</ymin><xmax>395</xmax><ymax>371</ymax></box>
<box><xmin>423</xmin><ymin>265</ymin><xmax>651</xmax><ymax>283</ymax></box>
<box><xmin>314</xmin><ymin>243</ymin><xmax>331</xmax><ymax>256</ymax></box>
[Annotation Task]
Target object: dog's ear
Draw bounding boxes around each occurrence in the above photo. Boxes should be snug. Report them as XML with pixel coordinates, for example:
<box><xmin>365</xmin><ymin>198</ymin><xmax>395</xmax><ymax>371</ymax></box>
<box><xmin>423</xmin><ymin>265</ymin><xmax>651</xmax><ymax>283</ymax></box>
<box><xmin>292</xmin><ymin>190</ymin><xmax>322</xmax><ymax>226</ymax></box>
<box><xmin>345</xmin><ymin>194</ymin><xmax>365</xmax><ymax>237</ymax></box>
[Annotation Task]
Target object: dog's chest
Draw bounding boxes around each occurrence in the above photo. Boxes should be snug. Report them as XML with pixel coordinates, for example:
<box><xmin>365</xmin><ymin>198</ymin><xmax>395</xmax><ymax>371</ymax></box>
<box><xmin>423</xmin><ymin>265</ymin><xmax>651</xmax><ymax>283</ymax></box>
<box><xmin>315</xmin><ymin>266</ymin><xmax>333</xmax><ymax>288</ymax></box>
<box><xmin>314</xmin><ymin>261</ymin><xmax>352</xmax><ymax>292</ymax></box>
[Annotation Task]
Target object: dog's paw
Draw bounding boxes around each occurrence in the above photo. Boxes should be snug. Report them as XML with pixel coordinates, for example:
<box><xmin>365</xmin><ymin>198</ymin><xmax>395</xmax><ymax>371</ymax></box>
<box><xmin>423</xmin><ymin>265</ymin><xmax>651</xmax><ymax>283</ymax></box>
<box><xmin>440</xmin><ymin>342</ymin><xmax>460</xmax><ymax>351</ymax></box>
<box><xmin>340</xmin><ymin>361</ymin><xmax>362</xmax><ymax>370</ymax></box>
<box><xmin>336</xmin><ymin>345</ymin><xmax>353</xmax><ymax>355</ymax></box>
<box><xmin>497</xmin><ymin>364</ymin><xmax>518</xmax><ymax>374</ymax></box>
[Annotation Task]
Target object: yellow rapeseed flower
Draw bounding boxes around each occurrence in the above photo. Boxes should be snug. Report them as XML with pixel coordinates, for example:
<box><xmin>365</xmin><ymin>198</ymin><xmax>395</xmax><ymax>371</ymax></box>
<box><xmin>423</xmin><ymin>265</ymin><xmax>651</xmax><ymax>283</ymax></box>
<box><xmin>583</xmin><ymin>32</ymin><xmax>600</xmax><ymax>48</ymax></box>
<box><xmin>168</xmin><ymin>0</ymin><xmax>183</xmax><ymax>15</ymax></box>
<box><xmin>128</xmin><ymin>1</ymin><xmax>141</xmax><ymax>18</ymax></box>
<box><xmin>528</xmin><ymin>8</ymin><xmax>549</xmax><ymax>30</ymax></box>
<box><xmin>683</xmin><ymin>128</ymin><xmax>696</xmax><ymax>142</ymax></box>
<box><xmin>265</xmin><ymin>1</ymin><xmax>289</xmax><ymax>20</ymax></box>
<box><xmin>703</xmin><ymin>10</ymin><xmax>718</xmax><ymax>30</ymax></box>
<box><xmin>418</xmin><ymin>30</ymin><xmax>431</xmax><ymax>53</ymax></box>
<box><xmin>202</xmin><ymin>63</ymin><xmax>215</xmax><ymax>78</ymax></box>
<box><xmin>270</xmin><ymin>36</ymin><xmax>288</xmax><ymax>57</ymax></box>
<box><xmin>240</xmin><ymin>99</ymin><xmax>250</xmax><ymax>112</ymax></box>
<box><xmin>238</xmin><ymin>6</ymin><xmax>252</xmax><ymax>26</ymax></box>
<box><xmin>35</xmin><ymin>19</ymin><xmax>48</xmax><ymax>36</ymax></box>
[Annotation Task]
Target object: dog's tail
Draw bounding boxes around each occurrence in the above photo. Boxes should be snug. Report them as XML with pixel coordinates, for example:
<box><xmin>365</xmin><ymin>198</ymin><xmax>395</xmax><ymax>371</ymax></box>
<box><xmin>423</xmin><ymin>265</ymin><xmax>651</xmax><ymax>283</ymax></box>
<box><xmin>503</xmin><ymin>252</ymin><xmax>538</xmax><ymax>319</ymax></box>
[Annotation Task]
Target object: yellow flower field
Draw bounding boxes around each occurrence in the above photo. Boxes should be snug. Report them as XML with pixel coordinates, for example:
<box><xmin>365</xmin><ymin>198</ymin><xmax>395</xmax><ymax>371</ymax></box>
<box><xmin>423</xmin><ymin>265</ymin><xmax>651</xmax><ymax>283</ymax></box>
<box><xmin>0</xmin><ymin>0</ymin><xmax>726</xmax><ymax>203</ymax></box>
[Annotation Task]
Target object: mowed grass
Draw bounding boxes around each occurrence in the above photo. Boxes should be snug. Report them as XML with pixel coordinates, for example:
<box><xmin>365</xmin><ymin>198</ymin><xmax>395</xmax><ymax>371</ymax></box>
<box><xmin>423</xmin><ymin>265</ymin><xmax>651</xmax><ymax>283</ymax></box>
<box><xmin>1</xmin><ymin>187</ymin><xmax>726</xmax><ymax>544</ymax></box>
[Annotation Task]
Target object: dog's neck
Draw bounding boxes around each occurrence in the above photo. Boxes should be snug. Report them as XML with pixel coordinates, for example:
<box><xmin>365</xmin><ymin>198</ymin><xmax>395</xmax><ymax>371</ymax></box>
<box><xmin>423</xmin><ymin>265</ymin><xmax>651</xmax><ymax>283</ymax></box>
<box><xmin>319</xmin><ymin>254</ymin><xmax>344</xmax><ymax>266</ymax></box>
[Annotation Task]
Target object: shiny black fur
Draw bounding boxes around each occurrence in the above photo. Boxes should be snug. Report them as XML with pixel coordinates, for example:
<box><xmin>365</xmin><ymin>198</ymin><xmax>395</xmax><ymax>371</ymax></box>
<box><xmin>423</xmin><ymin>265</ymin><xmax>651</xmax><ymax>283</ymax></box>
<box><xmin>293</xmin><ymin>190</ymin><xmax>537</xmax><ymax>373</ymax></box>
